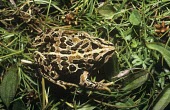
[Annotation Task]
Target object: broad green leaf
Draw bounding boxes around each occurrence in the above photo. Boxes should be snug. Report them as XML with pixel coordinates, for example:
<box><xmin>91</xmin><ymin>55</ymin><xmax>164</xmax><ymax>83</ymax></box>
<box><xmin>152</xmin><ymin>84</ymin><xmax>170</xmax><ymax>110</ymax></box>
<box><xmin>146</xmin><ymin>42</ymin><xmax>170</xmax><ymax>67</ymax></box>
<box><xmin>122</xmin><ymin>69</ymin><xmax>149</xmax><ymax>91</ymax></box>
<box><xmin>98</xmin><ymin>3</ymin><xmax>115</xmax><ymax>19</ymax></box>
<box><xmin>0</xmin><ymin>66</ymin><xmax>20</xmax><ymax>108</ymax></box>
<box><xmin>129</xmin><ymin>9</ymin><xmax>141</xmax><ymax>25</ymax></box>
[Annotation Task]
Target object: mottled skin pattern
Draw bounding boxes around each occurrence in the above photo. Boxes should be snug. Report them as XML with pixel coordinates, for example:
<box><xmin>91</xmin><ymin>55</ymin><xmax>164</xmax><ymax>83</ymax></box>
<box><xmin>32</xmin><ymin>29</ymin><xmax>115</xmax><ymax>92</ymax></box>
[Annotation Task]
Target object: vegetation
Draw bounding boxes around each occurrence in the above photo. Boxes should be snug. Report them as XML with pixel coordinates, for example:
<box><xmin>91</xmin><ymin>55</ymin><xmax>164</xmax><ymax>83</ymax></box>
<box><xmin>0</xmin><ymin>0</ymin><xmax>170</xmax><ymax>110</ymax></box>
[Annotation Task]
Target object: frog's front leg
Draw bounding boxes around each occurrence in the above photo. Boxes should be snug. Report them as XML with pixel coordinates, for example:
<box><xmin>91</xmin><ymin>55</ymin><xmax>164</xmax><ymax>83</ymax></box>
<box><xmin>79</xmin><ymin>71</ymin><xmax>113</xmax><ymax>92</ymax></box>
<box><xmin>41</xmin><ymin>72</ymin><xmax>78</xmax><ymax>89</ymax></box>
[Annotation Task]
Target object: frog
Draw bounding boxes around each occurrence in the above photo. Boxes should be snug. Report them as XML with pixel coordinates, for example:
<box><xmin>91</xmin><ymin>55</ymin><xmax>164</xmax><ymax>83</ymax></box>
<box><xmin>32</xmin><ymin>29</ymin><xmax>115</xmax><ymax>92</ymax></box>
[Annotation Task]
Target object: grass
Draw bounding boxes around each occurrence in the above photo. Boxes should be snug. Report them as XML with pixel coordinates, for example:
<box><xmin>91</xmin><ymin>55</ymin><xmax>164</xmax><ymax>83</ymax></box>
<box><xmin>0</xmin><ymin>0</ymin><xmax>170</xmax><ymax>110</ymax></box>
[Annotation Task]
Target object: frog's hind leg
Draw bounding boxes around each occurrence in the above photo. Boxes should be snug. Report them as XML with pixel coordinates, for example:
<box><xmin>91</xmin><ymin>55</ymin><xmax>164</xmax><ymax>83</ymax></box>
<box><xmin>41</xmin><ymin>72</ymin><xmax>78</xmax><ymax>89</ymax></box>
<box><xmin>79</xmin><ymin>71</ymin><xmax>113</xmax><ymax>92</ymax></box>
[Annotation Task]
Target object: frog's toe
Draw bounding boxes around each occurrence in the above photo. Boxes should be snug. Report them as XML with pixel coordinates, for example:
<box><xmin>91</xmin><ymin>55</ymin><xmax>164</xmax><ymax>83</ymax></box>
<box><xmin>96</xmin><ymin>82</ymin><xmax>114</xmax><ymax>92</ymax></box>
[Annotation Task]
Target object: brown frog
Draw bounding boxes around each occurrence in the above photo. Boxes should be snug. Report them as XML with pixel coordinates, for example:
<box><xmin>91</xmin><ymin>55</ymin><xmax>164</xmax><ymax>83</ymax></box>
<box><xmin>32</xmin><ymin>29</ymin><xmax>115</xmax><ymax>92</ymax></box>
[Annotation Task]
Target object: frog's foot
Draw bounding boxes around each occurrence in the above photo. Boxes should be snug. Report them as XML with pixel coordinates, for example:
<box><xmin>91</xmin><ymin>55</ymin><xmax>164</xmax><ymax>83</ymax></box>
<box><xmin>79</xmin><ymin>71</ymin><xmax>113</xmax><ymax>92</ymax></box>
